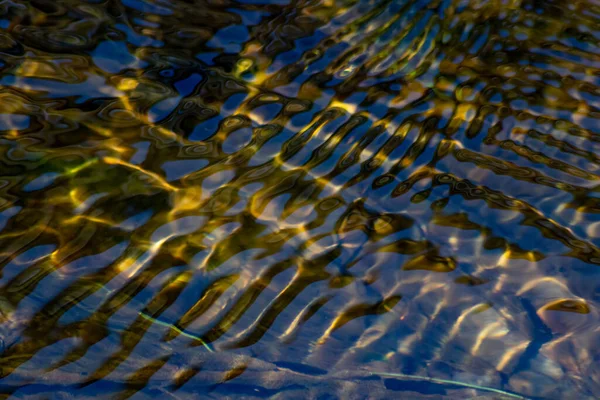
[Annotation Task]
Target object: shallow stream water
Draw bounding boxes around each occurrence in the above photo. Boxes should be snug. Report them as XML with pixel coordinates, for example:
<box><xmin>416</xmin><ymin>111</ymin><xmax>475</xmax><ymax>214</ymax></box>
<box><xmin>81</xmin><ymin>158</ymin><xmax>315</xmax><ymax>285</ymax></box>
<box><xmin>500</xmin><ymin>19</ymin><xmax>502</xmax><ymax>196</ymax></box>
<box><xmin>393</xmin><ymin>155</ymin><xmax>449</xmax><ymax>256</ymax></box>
<box><xmin>1</xmin><ymin>0</ymin><xmax>600</xmax><ymax>398</ymax></box>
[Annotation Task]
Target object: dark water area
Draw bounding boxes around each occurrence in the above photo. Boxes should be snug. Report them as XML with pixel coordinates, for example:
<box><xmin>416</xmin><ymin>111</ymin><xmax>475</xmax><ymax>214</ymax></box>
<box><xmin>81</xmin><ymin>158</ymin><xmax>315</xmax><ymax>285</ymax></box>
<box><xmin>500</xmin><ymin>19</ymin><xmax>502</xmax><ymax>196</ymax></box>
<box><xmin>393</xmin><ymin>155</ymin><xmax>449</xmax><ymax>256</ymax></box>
<box><xmin>0</xmin><ymin>0</ymin><xmax>599</xmax><ymax>398</ymax></box>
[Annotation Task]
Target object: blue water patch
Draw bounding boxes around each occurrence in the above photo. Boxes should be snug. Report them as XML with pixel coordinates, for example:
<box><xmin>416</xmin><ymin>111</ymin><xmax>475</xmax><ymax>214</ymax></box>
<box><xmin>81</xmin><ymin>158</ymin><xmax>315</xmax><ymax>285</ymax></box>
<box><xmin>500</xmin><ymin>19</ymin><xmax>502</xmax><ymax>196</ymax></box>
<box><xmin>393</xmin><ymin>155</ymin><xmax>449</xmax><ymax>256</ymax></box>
<box><xmin>226</xmin><ymin>8</ymin><xmax>268</xmax><ymax>25</ymax></box>
<box><xmin>189</xmin><ymin>114</ymin><xmax>220</xmax><ymax>141</ymax></box>
<box><xmin>222</xmin><ymin>127</ymin><xmax>253</xmax><ymax>154</ymax></box>
<box><xmin>196</xmin><ymin>52</ymin><xmax>220</xmax><ymax>64</ymax></box>
<box><xmin>206</xmin><ymin>25</ymin><xmax>249</xmax><ymax>53</ymax></box>
<box><xmin>32</xmin><ymin>242</ymin><xmax>129</xmax><ymax>307</ymax></box>
<box><xmin>162</xmin><ymin>159</ymin><xmax>209</xmax><ymax>181</ymax></box>
<box><xmin>23</xmin><ymin>172</ymin><xmax>60</xmax><ymax>192</ymax></box>
<box><xmin>133</xmin><ymin>17</ymin><xmax>160</xmax><ymax>28</ymax></box>
<box><xmin>119</xmin><ymin>210</ymin><xmax>153</xmax><ymax>231</ymax></box>
<box><xmin>0</xmin><ymin>74</ymin><xmax>124</xmax><ymax>103</ymax></box>
<box><xmin>122</xmin><ymin>0</ymin><xmax>172</xmax><ymax>15</ymax></box>
<box><xmin>130</xmin><ymin>141</ymin><xmax>151</xmax><ymax>165</ymax></box>
<box><xmin>148</xmin><ymin>96</ymin><xmax>181</xmax><ymax>123</ymax></box>
<box><xmin>0</xmin><ymin>114</ymin><xmax>29</xmax><ymax>131</ymax></box>
<box><xmin>91</xmin><ymin>40</ymin><xmax>146</xmax><ymax>73</ymax></box>
<box><xmin>115</xmin><ymin>23</ymin><xmax>164</xmax><ymax>47</ymax></box>
<box><xmin>222</xmin><ymin>93</ymin><xmax>248</xmax><ymax>114</ymax></box>
<box><xmin>151</xmin><ymin>216</ymin><xmax>206</xmax><ymax>243</ymax></box>
<box><xmin>0</xmin><ymin>206</ymin><xmax>20</xmax><ymax>232</ymax></box>
<box><xmin>174</xmin><ymin>73</ymin><xmax>203</xmax><ymax>97</ymax></box>
<box><xmin>0</xmin><ymin>245</ymin><xmax>56</xmax><ymax>285</ymax></box>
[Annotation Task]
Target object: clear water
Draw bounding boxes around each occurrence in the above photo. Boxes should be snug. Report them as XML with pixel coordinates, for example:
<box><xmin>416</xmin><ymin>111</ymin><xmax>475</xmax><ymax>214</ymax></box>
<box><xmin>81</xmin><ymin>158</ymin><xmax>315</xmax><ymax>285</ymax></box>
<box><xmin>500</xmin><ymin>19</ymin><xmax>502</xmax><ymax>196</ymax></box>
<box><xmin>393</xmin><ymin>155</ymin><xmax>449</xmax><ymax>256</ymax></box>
<box><xmin>0</xmin><ymin>0</ymin><xmax>600</xmax><ymax>398</ymax></box>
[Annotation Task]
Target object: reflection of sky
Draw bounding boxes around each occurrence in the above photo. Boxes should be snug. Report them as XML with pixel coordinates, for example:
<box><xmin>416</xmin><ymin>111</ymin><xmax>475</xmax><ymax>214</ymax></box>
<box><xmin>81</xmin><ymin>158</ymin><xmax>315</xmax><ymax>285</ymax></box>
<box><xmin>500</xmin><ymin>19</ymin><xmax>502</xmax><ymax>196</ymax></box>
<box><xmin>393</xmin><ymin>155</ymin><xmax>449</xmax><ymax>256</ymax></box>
<box><xmin>122</xmin><ymin>0</ymin><xmax>173</xmax><ymax>16</ymax></box>
<box><xmin>0</xmin><ymin>114</ymin><xmax>29</xmax><ymax>130</ymax></box>
<box><xmin>1</xmin><ymin>0</ymin><xmax>600</xmax><ymax>399</ymax></box>
<box><xmin>206</xmin><ymin>25</ymin><xmax>250</xmax><ymax>54</ymax></box>
<box><xmin>91</xmin><ymin>41</ymin><xmax>147</xmax><ymax>73</ymax></box>
<box><xmin>0</xmin><ymin>74</ymin><xmax>124</xmax><ymax>103</ymax></box>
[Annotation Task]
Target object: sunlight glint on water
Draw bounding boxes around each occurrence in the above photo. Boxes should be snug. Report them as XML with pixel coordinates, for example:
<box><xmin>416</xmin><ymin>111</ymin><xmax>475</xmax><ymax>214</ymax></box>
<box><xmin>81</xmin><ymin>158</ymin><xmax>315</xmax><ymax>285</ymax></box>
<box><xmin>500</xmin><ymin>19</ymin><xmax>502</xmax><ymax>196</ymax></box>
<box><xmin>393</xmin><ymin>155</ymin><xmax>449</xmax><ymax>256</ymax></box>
<box><xmin>0</xmin><ymin>0</ymin><xmax>600</xmax><ymax>398</ymax></box>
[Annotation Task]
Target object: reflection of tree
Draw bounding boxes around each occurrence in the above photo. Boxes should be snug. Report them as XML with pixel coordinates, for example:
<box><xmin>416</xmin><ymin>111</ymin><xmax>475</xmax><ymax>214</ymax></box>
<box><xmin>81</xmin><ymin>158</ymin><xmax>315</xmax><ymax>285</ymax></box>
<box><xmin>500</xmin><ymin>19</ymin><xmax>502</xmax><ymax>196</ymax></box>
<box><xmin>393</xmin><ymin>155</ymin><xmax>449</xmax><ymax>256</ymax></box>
<box><xmin>0</xmin><ymin>0</ymin><xmax>599</xmax><ymax>398</ymax></box>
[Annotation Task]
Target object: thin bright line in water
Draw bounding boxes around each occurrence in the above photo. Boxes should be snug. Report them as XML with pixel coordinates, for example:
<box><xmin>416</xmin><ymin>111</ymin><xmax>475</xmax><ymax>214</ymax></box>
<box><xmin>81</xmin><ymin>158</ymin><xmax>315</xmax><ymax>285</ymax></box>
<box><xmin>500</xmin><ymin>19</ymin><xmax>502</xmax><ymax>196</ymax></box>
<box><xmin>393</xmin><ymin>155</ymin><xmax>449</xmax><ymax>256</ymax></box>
<box><xmin>139</xmin><ymin>311</ymin><xmax>214</xmax><ymax>353</ymax></box>
<box><xmin>369</xmin><ymin>371</ymin><xmax>529</xmax><ymax>399</ymax></box>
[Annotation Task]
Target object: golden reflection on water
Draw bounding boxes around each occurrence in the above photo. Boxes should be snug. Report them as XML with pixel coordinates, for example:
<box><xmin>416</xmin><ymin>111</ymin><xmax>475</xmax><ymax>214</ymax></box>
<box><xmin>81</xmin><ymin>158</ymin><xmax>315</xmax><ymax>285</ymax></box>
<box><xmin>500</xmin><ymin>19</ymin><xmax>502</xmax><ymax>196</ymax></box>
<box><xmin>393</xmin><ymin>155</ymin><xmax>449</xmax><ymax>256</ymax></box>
<box><xmin>0</xmin><ymin>0</ymin><xmax>600</xmax><ymax>398</ymax></box>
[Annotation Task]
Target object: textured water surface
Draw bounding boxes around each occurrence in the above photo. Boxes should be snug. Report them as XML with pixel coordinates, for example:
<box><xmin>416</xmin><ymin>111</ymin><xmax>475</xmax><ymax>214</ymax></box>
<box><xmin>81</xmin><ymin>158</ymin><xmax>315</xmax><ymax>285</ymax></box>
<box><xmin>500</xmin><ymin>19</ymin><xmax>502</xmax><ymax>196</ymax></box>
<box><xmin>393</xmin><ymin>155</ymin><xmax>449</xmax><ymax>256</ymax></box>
<box><xmin>0</xmin><ymin>0</ymin><xmax>600</xmax><ymax>398</ymax></box>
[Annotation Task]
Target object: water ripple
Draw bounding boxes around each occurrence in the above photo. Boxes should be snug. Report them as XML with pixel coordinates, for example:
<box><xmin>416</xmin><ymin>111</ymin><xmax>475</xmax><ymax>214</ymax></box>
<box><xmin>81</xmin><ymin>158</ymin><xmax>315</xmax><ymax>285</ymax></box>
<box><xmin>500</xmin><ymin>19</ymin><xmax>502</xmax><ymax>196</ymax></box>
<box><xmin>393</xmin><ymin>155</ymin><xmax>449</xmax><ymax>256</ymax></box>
<box><xmin>0</xmin><ymin>0</ymin><xmax>600</xmax><ymax>398</ymax></box>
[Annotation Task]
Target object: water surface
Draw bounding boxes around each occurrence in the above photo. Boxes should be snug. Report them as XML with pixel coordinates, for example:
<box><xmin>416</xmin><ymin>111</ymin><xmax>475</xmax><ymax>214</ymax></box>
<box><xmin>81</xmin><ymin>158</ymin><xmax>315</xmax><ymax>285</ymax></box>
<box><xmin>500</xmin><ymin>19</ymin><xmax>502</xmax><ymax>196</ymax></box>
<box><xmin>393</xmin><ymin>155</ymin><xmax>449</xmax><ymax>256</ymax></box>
<box><xmin>1</xmin><ymin>0</ymin><xmax>600</xmax><ymax>398</ymax></box>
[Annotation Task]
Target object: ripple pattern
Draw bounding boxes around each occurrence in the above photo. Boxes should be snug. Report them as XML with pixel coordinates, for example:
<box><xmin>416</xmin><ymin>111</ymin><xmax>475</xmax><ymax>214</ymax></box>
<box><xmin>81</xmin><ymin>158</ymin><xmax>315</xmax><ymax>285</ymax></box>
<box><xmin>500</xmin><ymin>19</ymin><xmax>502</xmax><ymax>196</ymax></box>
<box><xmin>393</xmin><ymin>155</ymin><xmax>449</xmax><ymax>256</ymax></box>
<box><xmin>1</xmin><ymin>0</ymin><xmax>600</xmax><ymax>398</ymax></box>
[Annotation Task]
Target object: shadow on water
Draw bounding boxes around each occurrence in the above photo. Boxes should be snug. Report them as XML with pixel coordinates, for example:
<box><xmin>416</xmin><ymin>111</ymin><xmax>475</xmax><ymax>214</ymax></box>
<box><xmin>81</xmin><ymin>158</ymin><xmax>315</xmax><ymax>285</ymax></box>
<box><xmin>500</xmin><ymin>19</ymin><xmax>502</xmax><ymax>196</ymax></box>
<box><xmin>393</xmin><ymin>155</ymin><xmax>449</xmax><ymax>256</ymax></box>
<box><xmin>0</xmin><ymin>0</ymin><xmax>600</xmax><ymax>398</ymax></box>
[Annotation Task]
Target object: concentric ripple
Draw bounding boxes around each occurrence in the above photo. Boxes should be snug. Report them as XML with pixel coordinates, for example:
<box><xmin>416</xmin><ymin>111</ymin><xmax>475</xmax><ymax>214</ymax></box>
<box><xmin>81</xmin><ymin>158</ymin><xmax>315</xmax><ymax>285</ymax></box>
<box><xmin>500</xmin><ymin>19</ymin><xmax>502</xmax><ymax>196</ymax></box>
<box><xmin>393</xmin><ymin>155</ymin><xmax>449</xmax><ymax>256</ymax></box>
<box><xmin>0</xmin><ymin>0</ymin><xmax>600</xmax><ymax>398</ymax></box>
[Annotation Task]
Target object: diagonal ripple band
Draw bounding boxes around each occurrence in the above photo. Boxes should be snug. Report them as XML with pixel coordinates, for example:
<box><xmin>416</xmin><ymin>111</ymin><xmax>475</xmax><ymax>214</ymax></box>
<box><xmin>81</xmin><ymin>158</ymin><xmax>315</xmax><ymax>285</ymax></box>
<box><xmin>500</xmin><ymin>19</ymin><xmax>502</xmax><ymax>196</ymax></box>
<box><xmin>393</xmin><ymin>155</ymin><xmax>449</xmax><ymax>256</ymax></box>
<box><xmin>0</xmin><ymin>0</ymin><xmax>599</xmax><ymax>398</ymax></box>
